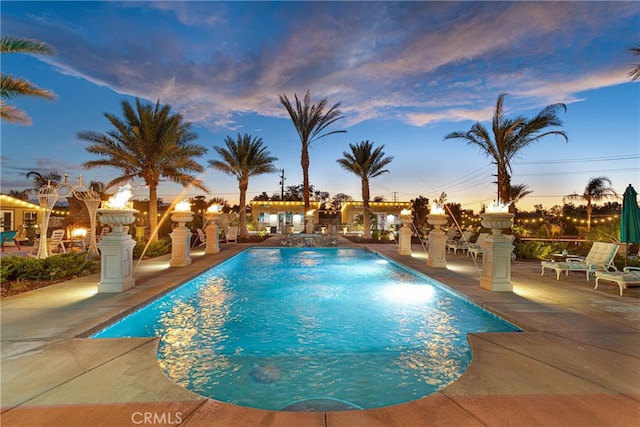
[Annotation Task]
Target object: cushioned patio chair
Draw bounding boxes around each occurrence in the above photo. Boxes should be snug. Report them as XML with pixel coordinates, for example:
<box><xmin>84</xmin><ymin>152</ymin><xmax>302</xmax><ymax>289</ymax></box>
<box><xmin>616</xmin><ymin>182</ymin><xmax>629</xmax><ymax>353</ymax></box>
<box><xmin>1</xmin><ymin>231</ymin><xmax>21</xmax><ymax>251</ymax></box>
<box><xmin>594</xmin><ymin>267</ymin><xmax>640</xmax><ymax>296</ymax></box>
<box><xmin>540</xmin><ymin>241</ymin><xmax>619</xmax><ymax>281</ymax></box>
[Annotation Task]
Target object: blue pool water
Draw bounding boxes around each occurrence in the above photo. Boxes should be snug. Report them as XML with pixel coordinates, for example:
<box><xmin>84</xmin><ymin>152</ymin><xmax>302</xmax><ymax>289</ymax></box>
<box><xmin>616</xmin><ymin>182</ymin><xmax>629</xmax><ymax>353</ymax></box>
<box><xmin>93</xmin><ymin>247</ymin><xmax>519</xmax><ymax>410</ymax></box>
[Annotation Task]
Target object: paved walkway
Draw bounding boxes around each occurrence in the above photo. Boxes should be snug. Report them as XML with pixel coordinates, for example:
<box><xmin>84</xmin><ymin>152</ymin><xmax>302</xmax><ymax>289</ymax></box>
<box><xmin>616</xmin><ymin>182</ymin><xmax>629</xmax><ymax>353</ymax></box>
<box><xmin>1</xmin><ymin>237</ymin><xmax>639</xmax><ymax>426</ymax></box>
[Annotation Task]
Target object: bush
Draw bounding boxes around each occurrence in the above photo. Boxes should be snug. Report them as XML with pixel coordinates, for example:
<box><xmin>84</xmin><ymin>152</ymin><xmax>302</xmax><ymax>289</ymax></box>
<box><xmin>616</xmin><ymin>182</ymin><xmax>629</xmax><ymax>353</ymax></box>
<box><xmin>514</xmin><ymin>241</ymin><xmax>568</xmax><ymax>260</ymax></box>
<box><xmin>133</xmin><ymin>238</ymin><xmax>171</xmax><ymax>259</ymax></box>
<box><xmin>0</xmin><ymin>252</ymin><xmax>99</xmax><ymax>283</ymax></box>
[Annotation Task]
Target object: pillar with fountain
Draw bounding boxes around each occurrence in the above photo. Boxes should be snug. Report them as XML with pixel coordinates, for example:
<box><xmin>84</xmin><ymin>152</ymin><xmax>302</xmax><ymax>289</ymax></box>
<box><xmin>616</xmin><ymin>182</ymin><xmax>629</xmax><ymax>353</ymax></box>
<box><xmin>397</xmin><ymin>209</ymin><xmax>413</xmax><ymax>255</ymax></box>
<box><xmin>427</xmin><ymin>204</ymin><xmax>449</xmax><ymax>268</ymax></box>
<box><xmin>305</xmin><ymin>209</ymin><xmax>315</xmax><ymax>234</ymax></box>
<box><xmin>96</xmin><ymin>184</ymin><xmax>138</xmax><ymax>293</ymax></box>
<box><xmin>170</xmin><ymin>200</ymin><xmax>194</xmax><ymax>267</ymax></box>
<box><xmin>204</xmin><ymin>204</ymin><xmax>221</xmax><ymax>254</ymax></box>
<box><xmin>479</xmin><ymin>201</ymin><xmax>515</xmax><ymax>292</ymax></box>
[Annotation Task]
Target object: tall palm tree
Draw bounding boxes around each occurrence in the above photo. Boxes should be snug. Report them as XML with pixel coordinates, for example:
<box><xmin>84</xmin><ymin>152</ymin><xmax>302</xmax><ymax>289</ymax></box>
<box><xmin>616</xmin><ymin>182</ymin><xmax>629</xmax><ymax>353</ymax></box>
<box><xmin>629</xmin><ymin>43</ymin><xmax>640</xmax><ymax>82</ymax></box>
<box><xmin>563</xmin><ymin>176</ymin><xmax>617</xmax><ymax>231</ymax></box>
<box><xmin>444</xmin><ymin>93</ymin><xmax>567</xmax><ymax>209</ymax></box>
<box><xmin>279</xmin><ymin>90</ymin><xmax>345</xmax><ymax>213</ymax></box>
<box><xmin>1</xmin><ymin>36</ymin><xmax>56</xmax><ymax>125</ymax></box>
<box><xmin>79</xmin><ymin>99</ymin><xmax>209</xmax><ymax>241</ymax></box>
<box><xmin>209</xmin><ymin>133</ymin><xmax>277</xmax><ymax>238</ymax></box>
<box><xmin>337</xmin><ymin>140</ymin><xmax>393</xmax><ymax>238</ymax></box>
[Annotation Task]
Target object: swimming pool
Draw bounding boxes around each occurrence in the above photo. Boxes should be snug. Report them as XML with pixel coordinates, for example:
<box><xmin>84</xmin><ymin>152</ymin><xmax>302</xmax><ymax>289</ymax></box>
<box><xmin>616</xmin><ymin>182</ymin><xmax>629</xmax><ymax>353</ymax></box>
<box><xmin>92</xmin><ymin>247</ymin><xmax>520</xmax><ymax>411</ymax></box>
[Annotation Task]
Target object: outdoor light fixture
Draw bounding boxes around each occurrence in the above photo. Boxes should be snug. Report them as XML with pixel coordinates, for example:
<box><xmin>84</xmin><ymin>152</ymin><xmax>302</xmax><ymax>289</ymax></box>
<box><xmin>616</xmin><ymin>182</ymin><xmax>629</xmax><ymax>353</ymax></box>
<box><xmin>174</xmin><ymin>199</ymin><xmax>192</xmax><ymax>212</ymax></box>
<box><xmin>102</xmin><ymin>184</ymin><xmax>134</xmax><ymax>210</ymax></box>
<box><xmin>486</xmin><ymin>200</ymin><xmax>511</xmax><ymax>213</ymax></box>
<box><xmin>430</xmin><ymin>203</ymin><xmax>445</xmax><ymax>215</ymax></box>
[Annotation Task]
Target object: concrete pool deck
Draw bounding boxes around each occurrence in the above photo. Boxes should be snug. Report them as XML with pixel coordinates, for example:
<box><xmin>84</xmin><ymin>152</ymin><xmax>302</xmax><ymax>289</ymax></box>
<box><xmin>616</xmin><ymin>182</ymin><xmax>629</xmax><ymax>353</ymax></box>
<box><xmin>1</xmin><ymin>237</ymin><xmax>639</xmax><ymax>426</ymax></box>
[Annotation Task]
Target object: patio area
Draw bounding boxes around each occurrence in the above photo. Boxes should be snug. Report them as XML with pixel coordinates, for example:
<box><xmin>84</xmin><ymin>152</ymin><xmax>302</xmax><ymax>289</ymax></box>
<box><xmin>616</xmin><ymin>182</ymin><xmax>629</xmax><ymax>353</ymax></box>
<box><xmin>1</xmin><ymin>236</ymin><xmax>639</xmax><ymax>426</ymax></box>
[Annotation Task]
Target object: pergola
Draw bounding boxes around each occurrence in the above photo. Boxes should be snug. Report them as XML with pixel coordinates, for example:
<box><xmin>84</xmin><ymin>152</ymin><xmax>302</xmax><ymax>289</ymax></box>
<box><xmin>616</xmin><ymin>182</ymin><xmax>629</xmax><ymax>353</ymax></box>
<box><xmin>35</xmin><ymin>174</ymin><xmax>101</xmax><ymax>260</ymax></box>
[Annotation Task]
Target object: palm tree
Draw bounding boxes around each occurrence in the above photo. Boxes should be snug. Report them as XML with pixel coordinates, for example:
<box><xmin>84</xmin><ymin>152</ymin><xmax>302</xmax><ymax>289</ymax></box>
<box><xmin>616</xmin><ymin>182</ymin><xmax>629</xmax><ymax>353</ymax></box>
<box><xmin>79</xmin><ymin>99</ymin><xmax>209</xmax><ymax>241</ymax></box>
<box><xmin>1</xmin><ymin>36</ymin><xmax>56</xmax><ymax>125</ymax></box>
<box><xmin>563</xmin><ymin>176</ymin><xmax>617</xmax><ymax>231</ymax></box>
<box><xmin>26</xmin><ymin>170</ymin><xmax>62</xmax><ymax>190</ymax></box>
<box><xmin>279</xmin><ymin>90</ymin><xmax>345</xmax><ymax>213</ymax></box>
<box><xmin>629</xmin><ymin>43</ymin><xmax>640</xmax><ymax>82</ymax></box>
<box><xmin>208</xmin><ymin>133</ymin><xmax>277</xmax><ymax>238</ymax></box>
<box><xmin>337</xmin><ymin>140</ymin><xmax>393</xmax><ymax>238</ymax></box>
<box><xmin>509</xmin><ymin>183</ymin><xmax>533</xmax><ymax>213</ymax></box>
<box><xmin>8</xmin><ymin>189</ymin><xmax>30</xmax><ymax>201</ymax></box>
<box><xmin>444</xmin><ymin>93</ymin><xmax>567</xmax><ymax>209</ymax></box>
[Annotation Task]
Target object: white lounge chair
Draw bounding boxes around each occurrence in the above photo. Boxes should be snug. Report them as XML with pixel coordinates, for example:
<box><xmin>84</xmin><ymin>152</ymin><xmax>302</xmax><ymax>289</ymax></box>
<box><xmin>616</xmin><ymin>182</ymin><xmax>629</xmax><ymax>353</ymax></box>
<box><xmin>467</xmin><ymin>233</ymin><xmax>490</xmax><ymax>259</ymax></box>
<box><xmin>29</xmin><ymin>229</ymin><xmax>66</xmax><ymax>257</ymax></box>
<box><xmin>594</xmin><ymin>267</ymin><xmax>640</xmax><ymax>296</ymax></box>
<box><xmin>540</xmin><ymin>242</ymin><xmax>619</xmax><ymax>281</ymax></box>
<box><xmin>444</xmin><ymin>228</ymin><xmax>458</xmax><ymax>253</ymax></box>
<box><xmin>193</xmin><ymin>228</ymin><xmax>206</xmax><ymax>247</ymax></box>
<box><xmin>447</xmin><ymin>230</ymin><xmax>473</xmax><ymax>254</ymax></box>
<box><xmin>225</xmin><ymin>226</ymin><xmax>238</xmax><ymax>243</ymax></box>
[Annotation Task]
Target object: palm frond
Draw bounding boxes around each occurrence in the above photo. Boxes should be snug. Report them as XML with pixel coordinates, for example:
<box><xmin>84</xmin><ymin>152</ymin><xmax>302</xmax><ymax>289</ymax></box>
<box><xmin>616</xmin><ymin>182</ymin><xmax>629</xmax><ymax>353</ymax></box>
<box><xmin>0</xmin><ymin>36</ymin><xmax>54</xmax><ymax>55</ymax></box>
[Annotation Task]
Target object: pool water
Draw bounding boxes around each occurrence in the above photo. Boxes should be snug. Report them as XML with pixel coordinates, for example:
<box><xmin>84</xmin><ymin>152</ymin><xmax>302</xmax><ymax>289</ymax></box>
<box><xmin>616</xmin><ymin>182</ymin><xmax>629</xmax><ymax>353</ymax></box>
<box><xmin>92</xmin><ymin>247</ymin><xmax>520</xmax><ymax>410</ymax></box>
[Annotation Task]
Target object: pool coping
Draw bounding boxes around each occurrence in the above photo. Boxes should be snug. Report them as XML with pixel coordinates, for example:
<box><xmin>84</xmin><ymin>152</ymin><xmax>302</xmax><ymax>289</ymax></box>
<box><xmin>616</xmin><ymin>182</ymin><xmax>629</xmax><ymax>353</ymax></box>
<box><xmin>1</xmin><ymin>238</ymin><xmax>639</xmax><ymax>426</ymax></box>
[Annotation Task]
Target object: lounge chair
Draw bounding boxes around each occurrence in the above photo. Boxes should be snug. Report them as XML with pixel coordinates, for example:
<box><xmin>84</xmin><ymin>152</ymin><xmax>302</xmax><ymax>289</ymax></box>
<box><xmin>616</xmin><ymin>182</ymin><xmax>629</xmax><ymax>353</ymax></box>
<box><xmin>29</xmin><ymin>229</ymin><xmax>67</xmax><ymax>257</ymax></box>
<box><xmin>540</xmin><ymin>241</ymin><xmax>619</xmax><ymax>281</ymax></box>
<box><xmin>225</xmin><ymin>226</ymin><xmax>238</xmax><ymax>243</ymax></box>
<box><xmin>447</xmin><ymin>230</ymin><xmax>473</xmax><ymax>254</ymax></box>
<box><xmin>594</xmin><ymin>267</ymin><xmax>640</xmax><ymax>296</ymax></box>
<box><xmin>1</xmin><ymin>231</ymin><xmax>21</xmax><ymax>251</ymax></box>
<box><xmin>444</xmin><ymin>228</ymin><xmax>458</xmax><ymax>253</ymax></box>
<box><xmin>98</xmin><ymin>227</ymin><xmax>110</xmax><ymax>241</ymax></box>
<box><xmin>467</xmin><ymin>233</ymin><xmax>490</xmax><ymax>259</ymax></box>
<box><xmin>192</xmin><ymin>228</ymin><xmax>206</xmax><ymax>248</ymax></box>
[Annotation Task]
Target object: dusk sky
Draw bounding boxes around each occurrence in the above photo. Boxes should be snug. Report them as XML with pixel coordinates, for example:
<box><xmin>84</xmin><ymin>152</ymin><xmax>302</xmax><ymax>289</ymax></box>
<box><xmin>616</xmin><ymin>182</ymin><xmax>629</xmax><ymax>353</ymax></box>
<box><xmin>1</xmin><ymin>1</ymin><xmax>639</xmax><ymax>212</ymax></box>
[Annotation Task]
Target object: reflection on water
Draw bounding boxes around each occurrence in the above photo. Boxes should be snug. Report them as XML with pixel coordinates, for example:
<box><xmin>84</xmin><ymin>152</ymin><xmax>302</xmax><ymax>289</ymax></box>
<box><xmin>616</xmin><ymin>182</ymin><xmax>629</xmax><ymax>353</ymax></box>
<box><xmin>93</xmin><ymin>248</ymin><xmax>519</xmax><ymax>410</ymax></box>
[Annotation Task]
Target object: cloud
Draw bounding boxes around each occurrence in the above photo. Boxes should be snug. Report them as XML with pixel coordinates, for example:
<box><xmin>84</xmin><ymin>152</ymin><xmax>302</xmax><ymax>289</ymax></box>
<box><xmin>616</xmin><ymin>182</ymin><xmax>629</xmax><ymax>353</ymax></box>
<box><xmin>5</xmin><ymin>1</ymin><xmax>637</xmax><ymax>131</ymax></box>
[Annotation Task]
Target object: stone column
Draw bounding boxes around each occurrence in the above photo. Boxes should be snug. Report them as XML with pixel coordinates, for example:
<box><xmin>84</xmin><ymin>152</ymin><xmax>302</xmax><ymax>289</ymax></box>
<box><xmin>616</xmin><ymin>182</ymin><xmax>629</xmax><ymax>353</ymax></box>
<box><xmin>479</xmin><ymin>212</ymin><xmax>515</xmax><ymax>292</ymax></box>
<box><xmin>397</xmin><ymin>211</ymin><xmax>413</xmax><ymax>255</ymax></box>
<box><xmin>96</xmin><ymin>209</ymin><xmax>137</xmax><ymax>293</ymax></box>
<box><xmin>305</xmin><ymin>211</ymin><xmax>314</xmax><ymax>234</ymax></box>
<box><xmin>205</xmin><ymin>215</ymin><xmax>220</xmax><ymax>254</ymax></box>
<box><xmin>170</xmin><ymin>211</ymin><xmax>194</xmax><ymax>267</ymax></box>
<box><xmin>427</xmin><ymin>214</ymin><xmax>448</xmax><ymax>268</ymax></box>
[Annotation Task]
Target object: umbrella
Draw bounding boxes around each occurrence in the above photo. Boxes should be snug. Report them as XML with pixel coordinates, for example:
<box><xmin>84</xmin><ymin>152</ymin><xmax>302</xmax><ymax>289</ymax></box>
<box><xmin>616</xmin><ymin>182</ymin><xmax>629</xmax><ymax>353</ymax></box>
<box><xmin>620</xmin><ymin>184</ymin><xmax>640</xmax><ymax>265</ymax></box>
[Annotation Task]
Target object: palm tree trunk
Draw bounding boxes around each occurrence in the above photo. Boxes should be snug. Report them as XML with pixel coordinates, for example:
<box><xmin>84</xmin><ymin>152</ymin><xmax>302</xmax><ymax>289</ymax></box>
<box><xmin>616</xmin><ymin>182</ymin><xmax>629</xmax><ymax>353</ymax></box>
<box><xmin>149</xmin><ymin>185</ymin><xmax>158</xmax><ymax>242</ymax></box>
<box><xmin>301</xmin><ymin>145</ymin><xmax>310</xmax><ymax>211</ymax></box>
<box><xmin>239</xmin><ymin>180</ymin><xmax>248</xmax><ymax>238</ymax></box>
<box><xmin>497</xmin><ymin>165</ymin><xmax>511</xmax><ymax>205</ymax></box>
<box><xmin>362</xmin><ymin>179</ymin><xmax>371</xmax><ymax>238</ymax></box>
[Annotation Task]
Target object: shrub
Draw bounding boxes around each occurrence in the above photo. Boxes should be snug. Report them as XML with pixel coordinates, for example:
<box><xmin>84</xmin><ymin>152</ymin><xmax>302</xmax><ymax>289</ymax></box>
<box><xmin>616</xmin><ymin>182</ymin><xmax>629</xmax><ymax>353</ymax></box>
<box><xmin>514</xmin><ymin>241</ymin><xmax>568</xmax><ymax>260</ymax></box>
<box><xmin>133</xmin><ymin>238</ymin><xmax>171</xmax><ymax>259</ymax></box>
<box><xmin>0</xmin><ymin>252</ymin><xmax>99</xmax><ymax>283</ymax></box>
